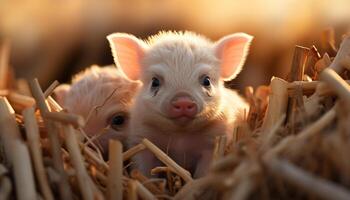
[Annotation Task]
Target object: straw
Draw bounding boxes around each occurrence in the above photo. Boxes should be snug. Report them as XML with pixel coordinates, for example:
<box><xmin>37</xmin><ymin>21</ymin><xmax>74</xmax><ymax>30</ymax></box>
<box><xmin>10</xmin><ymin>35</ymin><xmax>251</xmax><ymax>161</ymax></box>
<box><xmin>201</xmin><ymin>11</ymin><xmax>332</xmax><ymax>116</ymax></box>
<box><xmin>107</xmin><ymin>140</ymin><xmax>123</xmax><ymax>200</ymax></box>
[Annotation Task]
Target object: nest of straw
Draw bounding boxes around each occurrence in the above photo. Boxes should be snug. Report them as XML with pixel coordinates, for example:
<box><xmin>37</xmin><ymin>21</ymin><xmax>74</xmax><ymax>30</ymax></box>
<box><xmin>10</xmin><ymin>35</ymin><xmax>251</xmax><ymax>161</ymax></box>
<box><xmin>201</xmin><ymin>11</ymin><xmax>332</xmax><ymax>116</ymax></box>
<box><xmin>1</xmin><ymin>28</ymin><xmax>350</xmax><ymax>200</ymax></box>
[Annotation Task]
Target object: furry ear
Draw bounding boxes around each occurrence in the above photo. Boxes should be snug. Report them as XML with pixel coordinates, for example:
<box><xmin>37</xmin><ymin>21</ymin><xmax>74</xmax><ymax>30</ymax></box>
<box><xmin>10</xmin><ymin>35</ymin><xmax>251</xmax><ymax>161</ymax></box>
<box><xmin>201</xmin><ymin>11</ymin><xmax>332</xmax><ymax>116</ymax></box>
<box><xmin>107</xmin><ymin>33</ymin><xmax>147</xmax><ymax>80</ymax></box>
<box><xmin>53</xmin><ymin>84</ymin><xmax>71</xmax><ymax>106</ymax></box>
<box><xmin>214</xmin><ymin>33</ymin><xmax>253</xmax><ymax>80</ymax></box>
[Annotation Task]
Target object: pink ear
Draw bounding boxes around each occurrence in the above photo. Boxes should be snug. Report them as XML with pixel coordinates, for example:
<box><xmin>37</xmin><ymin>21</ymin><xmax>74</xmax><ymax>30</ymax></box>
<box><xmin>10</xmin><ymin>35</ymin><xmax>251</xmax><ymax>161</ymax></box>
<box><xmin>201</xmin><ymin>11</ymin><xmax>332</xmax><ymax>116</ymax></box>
<box><xmin>214</xmin><ymin>33</ymin><xmax>253</xmax><ymax>80</ymax></box>
<box><xmin>107</xmin><ymin>33</ymin><xmax>146</xmax><ymax>80</ymax></box>
<box><xmin>53</xmin><ymin>84</ymin><xmax>71</xmax><ymax>106</ymax></box>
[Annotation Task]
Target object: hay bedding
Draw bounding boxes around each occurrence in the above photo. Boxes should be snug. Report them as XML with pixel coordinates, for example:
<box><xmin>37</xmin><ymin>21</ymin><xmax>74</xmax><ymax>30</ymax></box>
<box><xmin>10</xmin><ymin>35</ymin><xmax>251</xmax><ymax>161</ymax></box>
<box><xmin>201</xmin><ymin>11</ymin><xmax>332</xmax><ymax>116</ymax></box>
<box><xmin>0</xmin><ymin>30</ymin><xmax>350</xmax><ymax>200</ymax></box>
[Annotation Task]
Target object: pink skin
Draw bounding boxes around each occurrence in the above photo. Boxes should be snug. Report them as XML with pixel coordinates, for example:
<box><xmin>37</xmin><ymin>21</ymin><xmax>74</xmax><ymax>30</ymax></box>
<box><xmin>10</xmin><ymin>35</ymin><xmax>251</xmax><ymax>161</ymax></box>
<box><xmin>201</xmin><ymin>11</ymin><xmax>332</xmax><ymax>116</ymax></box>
<box><xmin>54</xmin><ymin>65</ymin><xmax>139</xmax><ymax>156</ymax></box>
<box><xmin>108</xmin><ymin>31</ymin><xmax>252</xmax><ymax>177</ymax></box>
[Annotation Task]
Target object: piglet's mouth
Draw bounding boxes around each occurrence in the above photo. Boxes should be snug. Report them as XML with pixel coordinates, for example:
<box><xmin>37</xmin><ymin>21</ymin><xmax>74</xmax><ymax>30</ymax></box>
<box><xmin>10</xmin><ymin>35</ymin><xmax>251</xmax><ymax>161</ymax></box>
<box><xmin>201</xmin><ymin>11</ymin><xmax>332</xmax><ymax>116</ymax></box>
<box><xmin>170</xmin><ymin>115</ymin><xmax>196</xmax><ymax>125</ymax></box>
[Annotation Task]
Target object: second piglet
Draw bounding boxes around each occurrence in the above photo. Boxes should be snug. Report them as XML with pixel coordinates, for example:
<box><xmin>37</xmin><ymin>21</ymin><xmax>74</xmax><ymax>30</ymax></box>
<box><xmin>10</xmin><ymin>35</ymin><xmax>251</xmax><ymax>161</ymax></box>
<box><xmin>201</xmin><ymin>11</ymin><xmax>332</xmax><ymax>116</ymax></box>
<box><xmin>108</xmin><ymin>31</ymin><xmax>252</xmax><ymax>177</ymax></box>
<box><xmin>54</xmin><ymin>65</ymin><xmax>139</xmax><ymax>157</ymax></box>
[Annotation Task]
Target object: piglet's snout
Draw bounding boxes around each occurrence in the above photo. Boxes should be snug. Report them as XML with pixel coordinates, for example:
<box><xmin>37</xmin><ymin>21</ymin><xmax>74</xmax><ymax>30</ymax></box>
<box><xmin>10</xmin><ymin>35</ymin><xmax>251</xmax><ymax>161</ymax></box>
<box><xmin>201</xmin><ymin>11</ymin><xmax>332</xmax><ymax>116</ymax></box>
<box><xmin>169</xmin><ymin>96</ymin><xmax>197</xmax><ymax>118</ymax></box>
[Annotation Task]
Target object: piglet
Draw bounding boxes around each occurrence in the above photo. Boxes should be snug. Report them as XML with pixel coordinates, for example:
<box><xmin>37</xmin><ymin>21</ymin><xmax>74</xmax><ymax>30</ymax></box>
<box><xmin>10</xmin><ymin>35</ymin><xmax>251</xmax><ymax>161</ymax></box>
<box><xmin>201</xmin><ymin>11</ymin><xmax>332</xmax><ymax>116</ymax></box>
<box><xmin>54</xmin><ymin>65</ymin><xmax>139</xmax><ymax>155</ymax></box>
<box><xmin>107</xmin><ymin>31</ymin><xmax>252</xmax><ymax>177</ymax></box>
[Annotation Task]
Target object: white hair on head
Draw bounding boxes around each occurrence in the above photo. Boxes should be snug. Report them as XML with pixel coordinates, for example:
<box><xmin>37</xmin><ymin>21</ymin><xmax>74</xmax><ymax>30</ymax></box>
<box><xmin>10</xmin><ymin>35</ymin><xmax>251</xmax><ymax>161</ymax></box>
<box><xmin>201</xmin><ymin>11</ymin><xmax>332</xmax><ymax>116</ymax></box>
<box><xmin>146</xmin><ymin>31</ymin><xmax>212</xmax><ymax>46</ymax></box>
<box><xmin>143</xmin><ymin>31</ymin><xmax>219</xmax><ymax>70</ymax></box>
<box><xmin>64</xmin><ymin>65</ymin><xmax>137</xmax><ymax>117</ymax></box>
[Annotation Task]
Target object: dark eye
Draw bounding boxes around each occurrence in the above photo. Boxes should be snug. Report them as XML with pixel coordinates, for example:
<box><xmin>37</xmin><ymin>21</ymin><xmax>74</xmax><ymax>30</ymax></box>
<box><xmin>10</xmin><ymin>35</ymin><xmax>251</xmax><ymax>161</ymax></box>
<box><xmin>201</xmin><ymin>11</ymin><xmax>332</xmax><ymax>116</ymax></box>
<box><xmin>110</xmin><ymin>115</ymin><xmax>126</xmax><ymax>130</ymax></box>
<box><xmin>201</xmin><ymin>76</ymin><xmax>211</xmax><ymax>87</ymax></box>
<box><xmin>151</xmin><ymin>77</ymin><xmax>160</xmax><ymax>88</ymax></box>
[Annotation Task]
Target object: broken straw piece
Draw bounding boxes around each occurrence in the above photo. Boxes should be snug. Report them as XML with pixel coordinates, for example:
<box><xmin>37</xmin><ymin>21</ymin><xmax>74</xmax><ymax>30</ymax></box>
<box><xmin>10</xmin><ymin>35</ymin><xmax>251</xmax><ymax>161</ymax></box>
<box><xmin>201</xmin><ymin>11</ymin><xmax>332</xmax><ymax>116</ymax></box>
<box><xmin>107</xmin><ymin>140</ymin><xmax>123</xmax><ymax>200</ymax></box>
<box><xmin>287</xmin><ymin>80</ymin><xmax>350</xmax><ymax>96</ymax></box>
<box><xmin>44</xmin><ymin>111</ymin><xmax>85</xmax><ymax>128</ymax></box>
<box><xmin>23</xmin><ymin>107</ymin><xmax>54</xmax><ymax>200</ymax></box>
<box><xmin>287</xmin><ymin>45</ymin><xmax>309</xmax><ymax>82</ymax></box>
<box><xmin>262</xmin><ymin>77</ymin><xmax>289</xmax><ymax>132</ymax></box>
<box><xmin>329</xmin><ymin>35</ymin><xmax>350</xmax><ymax>73</ymax></box>
<box><xmin>8</xmin><ymin>92</ymin><xmax>35</xmax><ymax>108</ymax></box>
<box><xmin>47</xmin><ymin>96</ymin><xmax>63</xmax><ymax>112</ymax></box>
<box><xmin>123</xmin><ymin>143</ymin><xmax>146</xmax><ymax>161</ymax></box>
<box><xmin>141</xmin><ymin>139</ymin><xmax>193</xmax><ymax>182</ymax></box>
<box><xmin>315</xmin><ymin>53</ymin><xmax>331</xmax><ymax>74</ymax></box>
<box><xmin>130</xmin><ymin>170</ymin><xmax>163</xmax><ymax>195</ymax></box>
<box><xmin>128</xmin><ymin>180</ymin><xmax>138</xmax><ymax>200</ymax></box>
<box><xmin>264</xmin><ymin>157</ymin><xmax>350</xmax><ymax>200</ymax></box>
<box><xmin>174</xmin><ymin>173</ymin><xmax>227</xmax><ymax>200</ymax></box>
<box><xmin>1</xmin><ymin>97</ymin><xmax>14</xmax><ymax>115</ymax></box>
<box><xmin>0</xmin><ymin>41</ymin><xmax>10</xmax><ymax>90</ymax></box>
<box><xmin>44</xmin><ymin>80</ymin><xmax>60</xmax><ymax>98</ymax></box>
<box><xmin>0</xmin><ymin>176</ymin><xmax>12</xmax><ymax>200</ymax></box>
<box><xmin>212</xmin><ymin>136</ymin><xmax>227</xmax><ymax>162</ymax></box>
<box><xmin>62</xmin><ymin>124</ymin><xmax>94</xmax><ymax>200</ymax></box>
<box><xmin>134</xmin><ymin>180</ymin><xmax>157</xmax><ymax>200</ymax></box>
<box><xmin>320</xmin><ymin>68</ymin><xmax>350</xmax><ymax>103</ymax></box>
<box><xmin>0</xmin><ymin>98</ymin><xmax>37</xmax><ymax>200</ymax></box>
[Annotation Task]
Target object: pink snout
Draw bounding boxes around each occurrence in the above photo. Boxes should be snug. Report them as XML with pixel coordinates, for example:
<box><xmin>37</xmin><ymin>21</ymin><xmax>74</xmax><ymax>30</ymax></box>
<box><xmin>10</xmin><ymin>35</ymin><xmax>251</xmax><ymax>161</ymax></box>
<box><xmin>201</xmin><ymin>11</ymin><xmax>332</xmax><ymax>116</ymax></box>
<box><xmin>169</xmin><ymin>96</ymin><xmax>197</xmax><ymax>118</ymax></box>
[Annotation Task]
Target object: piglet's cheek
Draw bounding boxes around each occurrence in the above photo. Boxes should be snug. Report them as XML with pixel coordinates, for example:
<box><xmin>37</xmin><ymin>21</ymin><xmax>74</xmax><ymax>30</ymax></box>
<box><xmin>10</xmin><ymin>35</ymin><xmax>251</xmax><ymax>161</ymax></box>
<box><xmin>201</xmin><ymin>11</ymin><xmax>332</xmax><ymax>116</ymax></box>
<box><xmin>101</xmin><ymin>129</ymin><xmax>126</xmax><ymax>143</ymax></box>
<box><xmin>95</xmin><ymin>129</ymin><xmax>127</xmax><ymax>152</ymax></box>
<box><xmin>82</xmin><ymin>121</ymin><xmax>105</xmax><ymax>138</ymax></box>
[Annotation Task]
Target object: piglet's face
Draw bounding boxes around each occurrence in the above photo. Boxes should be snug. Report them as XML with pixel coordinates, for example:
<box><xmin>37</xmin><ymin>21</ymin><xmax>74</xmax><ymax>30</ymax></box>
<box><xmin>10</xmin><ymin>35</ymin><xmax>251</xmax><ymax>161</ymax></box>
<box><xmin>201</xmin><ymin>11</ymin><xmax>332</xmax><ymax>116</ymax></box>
<box><xmin>108</xmin><ymin>32</ymin><xmax>252</xmax><ymax>126</ymax></box>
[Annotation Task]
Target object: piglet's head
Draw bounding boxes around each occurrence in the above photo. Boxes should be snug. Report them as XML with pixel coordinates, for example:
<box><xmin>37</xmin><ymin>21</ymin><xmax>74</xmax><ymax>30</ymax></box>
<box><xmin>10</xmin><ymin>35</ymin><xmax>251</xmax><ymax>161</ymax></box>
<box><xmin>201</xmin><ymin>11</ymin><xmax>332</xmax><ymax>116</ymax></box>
<box><xmin>54</xmin><ymin>66</ymin><xmax>139</xmax><ymax>154</ymax></box>
<box><xmin>107</xmin><ymin>32</ymin><xmax>253</xmax><ymax>126</ymax></box>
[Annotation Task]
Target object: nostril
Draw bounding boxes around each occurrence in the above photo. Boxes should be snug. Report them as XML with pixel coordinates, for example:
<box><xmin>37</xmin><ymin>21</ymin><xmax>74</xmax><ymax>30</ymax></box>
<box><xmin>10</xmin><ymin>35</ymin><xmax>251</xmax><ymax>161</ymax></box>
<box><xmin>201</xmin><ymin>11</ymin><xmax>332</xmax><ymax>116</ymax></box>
<box><xmin>187</xmin><ymin>104</ymin><xmax>194</xmax><ymax>110</ymax></box>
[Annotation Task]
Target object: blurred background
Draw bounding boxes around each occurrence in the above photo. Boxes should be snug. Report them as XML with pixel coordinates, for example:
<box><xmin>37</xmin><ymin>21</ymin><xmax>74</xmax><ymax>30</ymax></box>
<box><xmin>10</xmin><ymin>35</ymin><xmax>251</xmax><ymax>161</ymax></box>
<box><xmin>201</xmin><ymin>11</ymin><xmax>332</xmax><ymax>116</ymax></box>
<box><xmin>0</xmin><ymin>0</ymin><xmax>350</xmax><ymax>90</ymax></box>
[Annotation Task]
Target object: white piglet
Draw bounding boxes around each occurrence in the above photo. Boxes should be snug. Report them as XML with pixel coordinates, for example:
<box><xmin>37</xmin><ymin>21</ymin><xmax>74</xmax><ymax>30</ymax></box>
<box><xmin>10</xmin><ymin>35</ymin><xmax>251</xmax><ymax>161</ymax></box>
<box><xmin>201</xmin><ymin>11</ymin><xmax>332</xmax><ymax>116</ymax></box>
<box><xmin>54</xmin><ymin>66</ymin><xmax>139</xmax><ymax>156</ymax></box>
<box><xmin>108</xmin><ymin>31</ymin><xmax>252</xmax><ymax>177</ymax></box>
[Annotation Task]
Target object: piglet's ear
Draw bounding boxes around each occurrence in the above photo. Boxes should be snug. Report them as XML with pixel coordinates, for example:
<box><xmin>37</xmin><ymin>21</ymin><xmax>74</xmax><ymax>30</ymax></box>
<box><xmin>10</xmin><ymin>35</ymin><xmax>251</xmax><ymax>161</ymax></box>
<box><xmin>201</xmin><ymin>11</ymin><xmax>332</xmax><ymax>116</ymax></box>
<box><xmin>107</xmin><ymin>33</ymin><xmax>147</xmax><ymax>80</ymax></box>
<box><xmin>53</xmin><ymin>84</ymin><xmax>71</xmax><ymax>106</ymax></box>
<box><xmin>214</xmin><ymin>33</ymin><xmax>253</xmax><ymax>80</ymax></box>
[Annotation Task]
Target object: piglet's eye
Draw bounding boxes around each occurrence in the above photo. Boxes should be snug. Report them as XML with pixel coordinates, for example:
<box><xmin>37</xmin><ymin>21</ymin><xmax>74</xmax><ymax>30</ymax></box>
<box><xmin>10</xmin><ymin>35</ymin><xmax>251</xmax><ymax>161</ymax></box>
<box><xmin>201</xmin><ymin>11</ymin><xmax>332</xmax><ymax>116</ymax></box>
<box><xmin>151</xmin><ymin>77</ymin><xmax>160</xmax><ymax>88</ymax></box>
<box><xmin>110</xmin><ymin>115</ymin><xmax>126</xmax><ymax>130</ymax></box>
<box><xmin>201</xmin><ymin>76</ymin><xmax>211</xmax><ymax>87</ymax></box>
